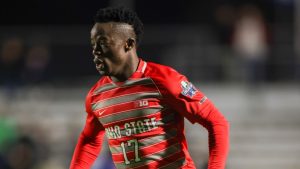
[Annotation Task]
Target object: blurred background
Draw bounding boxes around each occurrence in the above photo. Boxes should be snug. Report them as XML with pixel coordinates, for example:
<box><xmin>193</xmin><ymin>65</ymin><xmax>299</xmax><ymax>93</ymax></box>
<box><xmin>0</xmin><ymin>0</ymin><xmax>300</xmax><ymax>169</ymax></box>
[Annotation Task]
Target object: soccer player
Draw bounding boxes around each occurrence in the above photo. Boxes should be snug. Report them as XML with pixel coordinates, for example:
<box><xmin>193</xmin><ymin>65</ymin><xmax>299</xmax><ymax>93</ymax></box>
<box><xmin>70</xmin><ymin>6</ymin><xmax>229</xmax><ymax>169</ymax></box>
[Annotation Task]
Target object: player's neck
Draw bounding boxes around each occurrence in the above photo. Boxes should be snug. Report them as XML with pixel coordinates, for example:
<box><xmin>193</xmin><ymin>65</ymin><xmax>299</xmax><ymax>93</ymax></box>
<box><xmin>110</xmin><ymin>52</ymin><xmax>139</xmax><ymax>82</ymax></box>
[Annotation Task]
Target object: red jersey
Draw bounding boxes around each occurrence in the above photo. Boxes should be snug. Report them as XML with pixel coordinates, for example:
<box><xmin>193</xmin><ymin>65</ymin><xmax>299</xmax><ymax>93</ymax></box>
<box><xmin>70</xmin><ymin>59</ymin><xmax>229</xmax><ymax>169</ymax></box>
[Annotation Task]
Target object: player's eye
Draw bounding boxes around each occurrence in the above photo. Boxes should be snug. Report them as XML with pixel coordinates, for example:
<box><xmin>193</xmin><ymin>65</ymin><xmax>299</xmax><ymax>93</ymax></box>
<box><xmin>99</xmin><ymin>39</ymin><xmax>109</xmax><ymax>45</ymax></box>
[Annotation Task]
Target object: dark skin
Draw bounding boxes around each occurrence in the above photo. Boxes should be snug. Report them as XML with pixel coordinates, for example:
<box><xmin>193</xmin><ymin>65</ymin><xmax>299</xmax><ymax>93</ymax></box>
<box><xmin>91</xmin><ymin>22</ymin><xmax>139</xmax><ymax>82</ymax></box>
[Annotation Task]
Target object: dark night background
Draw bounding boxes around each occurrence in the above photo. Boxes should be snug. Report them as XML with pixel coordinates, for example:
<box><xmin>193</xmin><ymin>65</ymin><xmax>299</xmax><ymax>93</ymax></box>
<box><xmin>1</xmin><ymin>0</ymin><xmax>295</xmax><ymax>83</ymax></box>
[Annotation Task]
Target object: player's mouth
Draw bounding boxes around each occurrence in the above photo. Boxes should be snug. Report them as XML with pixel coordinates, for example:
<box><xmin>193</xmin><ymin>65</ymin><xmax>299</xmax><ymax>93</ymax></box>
<box><xmin>94</xmin><ymin>57</ymin><xmax>105</xmax><ymax>72</ymax></box>
<box><xmin>96</xmin><ymin>62</ymin><xmax>105</xmax><ymax>72</ymax></box>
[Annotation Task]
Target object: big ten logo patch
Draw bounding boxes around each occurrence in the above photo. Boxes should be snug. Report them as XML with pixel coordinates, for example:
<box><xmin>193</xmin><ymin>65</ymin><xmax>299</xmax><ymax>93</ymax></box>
<box><xmin>180</xmin><ymin>80</ymin><xmax>197</xmax><ymax>98</ymax></box>
<box><xmin>134</xmin><ymin>100</ymin><xmax>149</xmax><ymax>108</ymax></box>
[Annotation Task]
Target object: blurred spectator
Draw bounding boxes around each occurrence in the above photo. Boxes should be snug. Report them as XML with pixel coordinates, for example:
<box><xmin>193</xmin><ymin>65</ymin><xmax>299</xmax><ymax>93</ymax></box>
<box><xmin>231</xmin><ymin>4</ymin><xmax>269</xmax><ymax>84</ymax></box>
<box><xmin>6</xmin><ymin>136</ymin><xmax>38</xmax><ymax>169</ymax></box>
<box><xmin>214</xmin><ymin>4</ymin><xmax>235</xmax><ymax>44</ymax></box>
<box><xmin>0</xmin><ymin>118</ymin><xmax>18</xmax><ymax>151</ymax></box>
<box><xmin>92</xmin><ymin>142</ymin><xmax>115</xmax><ymax>169</ymax></box>
<box><xmin>0</xmin><ymin>112</ymin><xmax>47</xmax><ymax>169</ymax></box>
<box><xmin>0</xmin><ymin>117</ymin><xmax>18</xmax><ymax>169</ymax></box>
<box><xmin>22</xmin><ymin>44</ymin><xmax>50</xmax><ymax>85</ymax></box>
<box><xmin>0</xmin><ymin>37</ymin><xmax>25</xmax><ymax>97</ymax></box>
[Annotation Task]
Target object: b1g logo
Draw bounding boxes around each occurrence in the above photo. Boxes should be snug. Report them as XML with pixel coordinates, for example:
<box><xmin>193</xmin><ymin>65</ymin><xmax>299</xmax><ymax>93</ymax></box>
<box><xmin>180</xmin><ymin>80</ymin><xmax>197</xmax><ymax>98</ymax></box>
<box><xmin>134</xmin><ymin>100</ymin><xmax>149</xmax><ymax>108</ymax></box>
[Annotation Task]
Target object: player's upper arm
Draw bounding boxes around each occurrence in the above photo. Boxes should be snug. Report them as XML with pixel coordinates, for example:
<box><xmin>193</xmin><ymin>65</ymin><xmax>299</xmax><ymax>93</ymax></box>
<box><xmin>153</xmin><ymin>67</ymin><xmax>215</xmax><ymax>124</ymax></box>
<box><xmin>82</xmin><ymin>88</ymin><xmax>105</xmax><ymax>138</ymax></box>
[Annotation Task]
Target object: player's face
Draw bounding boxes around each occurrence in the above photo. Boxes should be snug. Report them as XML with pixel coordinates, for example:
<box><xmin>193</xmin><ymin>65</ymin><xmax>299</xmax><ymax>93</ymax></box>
<box><xmin>91</xmin><ymin>22</ymin><xmax>127</xmax><ymax>76</ymax></box>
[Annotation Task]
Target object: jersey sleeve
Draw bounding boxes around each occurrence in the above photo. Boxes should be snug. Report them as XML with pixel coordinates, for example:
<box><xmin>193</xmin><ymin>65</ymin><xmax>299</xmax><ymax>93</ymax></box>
<box><xmin>70</xmin><ymin>89</ymin><xmax>106</xmax><ymax>169</ymax></box>
<box><xmin>155</xmin><ymin>68</ymin><xmax>229</xmax><ymax>169</ymax></box>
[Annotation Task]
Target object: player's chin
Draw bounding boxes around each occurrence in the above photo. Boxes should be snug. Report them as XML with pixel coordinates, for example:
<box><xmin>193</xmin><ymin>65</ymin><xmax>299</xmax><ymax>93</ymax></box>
<box><xmin>96</xmin><ymin>64</ymin><xmax>109</xmax><ymax>75</ymax></box>
<box><xmin>97</xmin><ymin>68</ymin><xmax>110</xmax><ymax>76</ymax></box>
<box><xmin>97</xmin><ymin>70</ymin><xmax>107</xmax><ymax>75</ymax></box>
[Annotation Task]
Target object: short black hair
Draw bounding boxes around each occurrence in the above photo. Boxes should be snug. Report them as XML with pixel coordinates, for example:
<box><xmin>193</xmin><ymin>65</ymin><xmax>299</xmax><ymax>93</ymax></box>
<box><xmin>94</xmin><ymin>6</ymin><xmax>144</xmax><ymax>46</ymax></box>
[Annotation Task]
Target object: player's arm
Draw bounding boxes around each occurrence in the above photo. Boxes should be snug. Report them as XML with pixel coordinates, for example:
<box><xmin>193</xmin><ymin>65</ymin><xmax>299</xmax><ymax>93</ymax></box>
<box><xmin>70</xmin><ymin>91</ymin><xmax>106</xmax><ymax>169</ymax></box>
<box><xmin>157</xmin><ymin>70</ymin><xmax>229</xmax><ymax>169</ymax></box>
<box><xmin>198</xmin><ymin>98</ymin><xmax>229</xmax><ymax>169</ymax></box>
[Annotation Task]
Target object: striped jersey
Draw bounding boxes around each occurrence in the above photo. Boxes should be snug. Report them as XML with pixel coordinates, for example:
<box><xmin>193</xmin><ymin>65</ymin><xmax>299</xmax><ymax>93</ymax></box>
<box><xmin>70</xmin><ymin>59</ymin><xmax>229</xmax><ymax>169</ymax></box>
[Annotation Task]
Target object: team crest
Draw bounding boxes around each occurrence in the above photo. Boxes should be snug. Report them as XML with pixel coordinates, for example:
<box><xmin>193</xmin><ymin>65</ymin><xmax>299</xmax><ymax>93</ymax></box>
<box><xmin>180</xmin><ymin>81</ymin><xmax>197</xmax><ymax>98</ymax></box>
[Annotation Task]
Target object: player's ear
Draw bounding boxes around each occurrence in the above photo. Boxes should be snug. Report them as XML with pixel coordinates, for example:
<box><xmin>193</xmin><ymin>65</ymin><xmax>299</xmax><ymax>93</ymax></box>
<box><xmin>125</xmin><ymin>38</ymin><xmax>135</xmax><ymax>52</ymax></box>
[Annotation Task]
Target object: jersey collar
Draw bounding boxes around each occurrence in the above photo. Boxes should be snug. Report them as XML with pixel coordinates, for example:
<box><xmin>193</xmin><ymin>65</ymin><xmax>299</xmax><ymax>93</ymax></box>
<box><xmin>130</xmin><ymin>58</ymin><xmax>147</xmax><ymax>79</ymax></box>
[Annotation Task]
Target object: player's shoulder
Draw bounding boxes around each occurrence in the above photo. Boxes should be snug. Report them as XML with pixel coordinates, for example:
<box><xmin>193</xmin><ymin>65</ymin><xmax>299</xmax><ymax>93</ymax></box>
<box><xmin>144</xmin><ymin>61</ymin><xmax>185</xmax><ymax>92</ymax></box>
<box><xmin>87</xmin><ymin>76</ymin><xmax>108</xmax><ymax>97</ymax></box>
<box><xmin>145</xmin><ymin>61</ymin><xmax>183</xmax><ymax>81</ymax></box>
<box><xmin>84</xmin><ymin>77</ymin><xmax>106</xmax><ymax>113</ymax></box>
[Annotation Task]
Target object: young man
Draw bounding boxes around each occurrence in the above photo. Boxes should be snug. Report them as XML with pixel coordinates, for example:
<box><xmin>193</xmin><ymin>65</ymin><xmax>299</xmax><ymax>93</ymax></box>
<box><xmin>70</xmin><ymin>6</ymin><xmax>229</xmax><ymax>169</ymax></box>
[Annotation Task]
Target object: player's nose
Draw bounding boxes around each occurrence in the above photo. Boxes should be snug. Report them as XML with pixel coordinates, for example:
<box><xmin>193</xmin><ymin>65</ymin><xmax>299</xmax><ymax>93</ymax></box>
<box><xmin>93</xmin><ymin>48</ymin><xmax>101</xmax><ymax>56</ymax></box>
<box><xmin>93</xmin><ymin>56</ymin><xmax>103</xmax><ymax>64</ymax></box>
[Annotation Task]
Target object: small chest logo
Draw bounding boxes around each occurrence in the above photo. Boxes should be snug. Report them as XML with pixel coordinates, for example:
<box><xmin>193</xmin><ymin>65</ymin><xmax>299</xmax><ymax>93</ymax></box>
<box><xmin>135</xmin><ymin>100</ymin><xmax>149</xmax><ymax>108</ymax></box>
<box><xmin>181</xmin><ymin>80</ymin><xmax>197</xmax><ymax>98</ymax></box>
<box><xmin>98</xmin><ymin>110</ymin><xmax>106</xmax><ymax>116</ymax></box>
